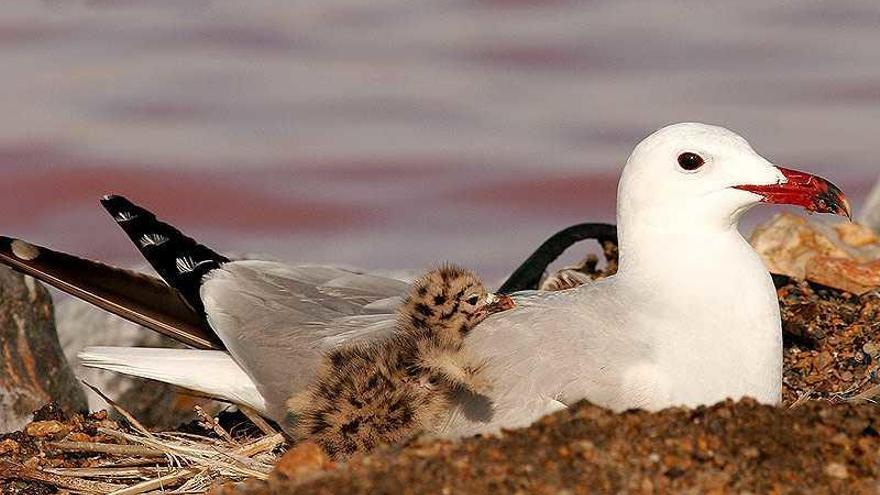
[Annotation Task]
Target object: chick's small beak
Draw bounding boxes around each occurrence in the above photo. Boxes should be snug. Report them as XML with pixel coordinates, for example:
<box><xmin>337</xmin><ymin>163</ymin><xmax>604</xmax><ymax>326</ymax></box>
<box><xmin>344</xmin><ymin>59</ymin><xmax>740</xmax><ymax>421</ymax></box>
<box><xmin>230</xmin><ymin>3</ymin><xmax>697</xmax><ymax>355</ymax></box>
<box><xmin>482</xmin><ymin>293</ymin><xmax>516</xmax><ymax>315</ymax></box>
<box><xmin>734</xmin><ymin>167</ymin><xmax>852</xmax><ymax>220</ymax></box>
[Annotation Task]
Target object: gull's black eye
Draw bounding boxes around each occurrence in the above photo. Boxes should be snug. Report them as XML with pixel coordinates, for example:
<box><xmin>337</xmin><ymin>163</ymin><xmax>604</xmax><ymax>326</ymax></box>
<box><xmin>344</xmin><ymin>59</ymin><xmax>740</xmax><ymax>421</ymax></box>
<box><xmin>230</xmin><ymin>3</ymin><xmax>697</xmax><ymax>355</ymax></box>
<box><xmin>677</xmin><ymin>152</ymin><xmax>704</xmax><ymax>171</ymax></box>
<box><xmin>466</xmin><ymin>294</ymin><xmax>480</xmax><ymax>305</ymax></box>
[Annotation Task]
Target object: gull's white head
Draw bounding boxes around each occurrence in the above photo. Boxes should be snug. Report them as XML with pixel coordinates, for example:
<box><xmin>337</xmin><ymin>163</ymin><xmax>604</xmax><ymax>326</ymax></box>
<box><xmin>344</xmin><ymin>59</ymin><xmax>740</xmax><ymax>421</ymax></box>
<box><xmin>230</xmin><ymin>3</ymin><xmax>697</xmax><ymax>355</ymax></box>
<box><xmin>617</xmin><ymin>123</ymin><xmax>850</xmax><ymax>232</ymax></box>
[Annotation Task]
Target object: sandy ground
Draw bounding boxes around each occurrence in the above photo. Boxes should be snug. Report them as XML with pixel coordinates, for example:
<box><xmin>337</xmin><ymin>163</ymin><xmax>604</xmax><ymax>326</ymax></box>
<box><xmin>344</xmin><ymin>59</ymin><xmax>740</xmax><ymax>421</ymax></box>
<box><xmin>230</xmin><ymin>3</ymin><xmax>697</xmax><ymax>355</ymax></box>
<box><xmin>257</xmin><ymin>399</ymin><xmax>880</xmax><ymax>494</ymax></box>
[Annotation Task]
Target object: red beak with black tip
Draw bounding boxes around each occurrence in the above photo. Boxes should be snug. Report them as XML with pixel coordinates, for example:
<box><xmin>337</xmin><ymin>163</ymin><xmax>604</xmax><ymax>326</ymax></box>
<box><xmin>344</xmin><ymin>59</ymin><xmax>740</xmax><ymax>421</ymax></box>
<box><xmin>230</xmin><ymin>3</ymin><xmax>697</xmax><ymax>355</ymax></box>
<box><xmin>734</xmin><ymin>167</ymin><xmax>852</xmax><ymax>220</ymax></box>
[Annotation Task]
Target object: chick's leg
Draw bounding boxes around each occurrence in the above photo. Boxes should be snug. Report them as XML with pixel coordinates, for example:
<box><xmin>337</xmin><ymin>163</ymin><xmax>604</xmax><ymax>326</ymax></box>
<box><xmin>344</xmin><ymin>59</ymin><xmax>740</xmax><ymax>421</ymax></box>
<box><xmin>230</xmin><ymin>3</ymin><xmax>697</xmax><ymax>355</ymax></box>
<box><xmin>419</xmin><ymin>351</ymin><xmax>492</xmax><ymax>395</ymax></box>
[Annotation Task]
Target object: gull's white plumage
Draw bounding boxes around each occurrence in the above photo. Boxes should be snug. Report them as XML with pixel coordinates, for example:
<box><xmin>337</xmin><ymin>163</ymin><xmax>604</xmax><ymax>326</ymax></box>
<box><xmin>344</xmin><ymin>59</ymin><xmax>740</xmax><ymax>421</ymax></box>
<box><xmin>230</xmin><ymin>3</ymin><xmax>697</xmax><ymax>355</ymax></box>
<box><xmin>79</xmin><ymin>347</ymin><xmax>267</xmax><ymax>413</ymax></box>
<box><xmin>82</xmin><ymin>123</ymin><xmax>798</xmax><ymax>437</ymax></box>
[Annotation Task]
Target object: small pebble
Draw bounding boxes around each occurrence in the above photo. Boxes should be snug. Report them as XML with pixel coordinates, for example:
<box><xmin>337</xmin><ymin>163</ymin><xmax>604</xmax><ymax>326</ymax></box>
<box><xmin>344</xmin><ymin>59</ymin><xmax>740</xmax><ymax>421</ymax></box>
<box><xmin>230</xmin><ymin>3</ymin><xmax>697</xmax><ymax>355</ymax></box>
<box><xmin>273</xmin><ymin>441</ymin><xmax>334</xmax><ymax>480</ymax></box>
<box><xmin>0</xmin><ymin>438</ymin><xmax>20</xmax><ymax>455</ymax></box>
<box><xmin>741</xmin><ymin>447</ymin><xmax>760</xmax><ymax>459</ymax></box>
<box><xmin>824</xmin><ymin>462</ymin><xmax>849</xmax><ymax>479</ymax></box>
<box><xmin>25</xmin><ymin>420</ymin><xmax>69</xmax><ymax>438</ymax></box>
<box><xmin>67</xmin><ymin>432</ymin><xmax>92</xmax><ymax>443</ymax></box>
<box><xmin>90</xmin><ymin>410</ymin><xmax>109</xmax><ymax>421</ymax></box>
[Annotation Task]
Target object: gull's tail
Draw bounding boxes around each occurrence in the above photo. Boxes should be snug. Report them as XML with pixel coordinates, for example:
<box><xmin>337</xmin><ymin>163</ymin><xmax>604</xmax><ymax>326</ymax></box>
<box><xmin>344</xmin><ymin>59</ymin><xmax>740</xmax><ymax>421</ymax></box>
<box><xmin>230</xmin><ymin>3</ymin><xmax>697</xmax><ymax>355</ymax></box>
<box><xmin>0</xmin><ymin>236</ymin><xmax>222</xmax><ymax>349</ymax></box>
<box><xmin>79</xmin><ymin>347</ymin><xmax>266</xmax><ymax>414</ymax></box>
<box><xmin>100</xmin><ymin>195</ymin><xmax>229</xmax><ymax>314</ymax></box>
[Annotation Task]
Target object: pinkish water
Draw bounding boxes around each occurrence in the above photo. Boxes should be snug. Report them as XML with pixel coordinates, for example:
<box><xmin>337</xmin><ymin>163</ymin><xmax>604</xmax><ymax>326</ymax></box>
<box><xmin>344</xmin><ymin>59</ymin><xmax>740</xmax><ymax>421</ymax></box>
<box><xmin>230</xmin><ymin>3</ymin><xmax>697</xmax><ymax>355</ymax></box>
<box><xmin>1</xmin><ymin>1</ymin><xmax>878</xmax><ymax>281</ymax></box>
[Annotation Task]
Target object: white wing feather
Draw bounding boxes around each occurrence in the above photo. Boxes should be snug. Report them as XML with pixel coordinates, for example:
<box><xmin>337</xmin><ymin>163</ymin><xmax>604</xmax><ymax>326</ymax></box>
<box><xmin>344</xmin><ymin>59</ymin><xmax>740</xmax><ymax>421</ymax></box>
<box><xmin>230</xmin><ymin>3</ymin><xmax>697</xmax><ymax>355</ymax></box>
<box><xmin>78</xmin><ymin>347</ymin><xmax>267</xmax><ymax>413</ymax></box>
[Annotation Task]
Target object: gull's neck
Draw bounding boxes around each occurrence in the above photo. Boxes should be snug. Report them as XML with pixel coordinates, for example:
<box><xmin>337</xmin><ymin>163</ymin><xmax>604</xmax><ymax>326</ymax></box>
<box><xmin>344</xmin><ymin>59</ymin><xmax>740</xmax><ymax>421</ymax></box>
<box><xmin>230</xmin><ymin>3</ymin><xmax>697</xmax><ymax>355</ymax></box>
<box><xmin>614</xmin><ymin>191</ymin><xmax>756</xmax><ymax>281</ymax></box>
<box><xmin>616</xmin><ymin>216</ymin><xmax>750</xmax><ymax>280</ymax></box>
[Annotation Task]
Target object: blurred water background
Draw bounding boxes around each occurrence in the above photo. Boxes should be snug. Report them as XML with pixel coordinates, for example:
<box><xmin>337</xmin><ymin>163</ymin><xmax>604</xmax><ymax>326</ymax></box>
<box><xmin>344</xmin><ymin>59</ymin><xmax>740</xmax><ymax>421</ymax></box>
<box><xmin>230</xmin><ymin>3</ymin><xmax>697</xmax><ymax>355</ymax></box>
<box><xmin>2</xmin><ymin>0</ymin><xmax>879</xmax><ymax>281</ymax></box>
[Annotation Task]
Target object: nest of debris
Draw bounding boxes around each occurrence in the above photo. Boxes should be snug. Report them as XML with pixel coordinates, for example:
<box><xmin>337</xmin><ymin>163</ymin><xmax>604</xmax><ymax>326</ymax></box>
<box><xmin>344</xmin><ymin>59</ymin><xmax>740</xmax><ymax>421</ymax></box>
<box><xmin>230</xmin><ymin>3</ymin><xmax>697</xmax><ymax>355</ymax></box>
<box><xmin>0</xmin><ymin>396</ymin><xmax>285</xmax><ymax>495</ymax></box>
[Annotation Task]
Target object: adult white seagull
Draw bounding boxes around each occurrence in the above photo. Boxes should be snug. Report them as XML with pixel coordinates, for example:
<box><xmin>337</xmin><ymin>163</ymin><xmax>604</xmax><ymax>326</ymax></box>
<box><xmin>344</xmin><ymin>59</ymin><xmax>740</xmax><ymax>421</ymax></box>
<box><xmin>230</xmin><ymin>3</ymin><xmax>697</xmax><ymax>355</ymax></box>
<box><xmin>0</xmin><ymin>123</ymin><xmax>850</xmax><ymax>437</ymax></box>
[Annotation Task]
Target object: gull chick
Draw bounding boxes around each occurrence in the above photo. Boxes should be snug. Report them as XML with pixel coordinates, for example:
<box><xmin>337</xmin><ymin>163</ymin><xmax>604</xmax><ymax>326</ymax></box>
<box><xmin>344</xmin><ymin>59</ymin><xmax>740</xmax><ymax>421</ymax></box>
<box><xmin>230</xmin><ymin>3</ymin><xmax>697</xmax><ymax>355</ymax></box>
<box><xmin>285</xmin><ymin>265</ymin><xmax>514</xmax><ymax>459</ymax></box>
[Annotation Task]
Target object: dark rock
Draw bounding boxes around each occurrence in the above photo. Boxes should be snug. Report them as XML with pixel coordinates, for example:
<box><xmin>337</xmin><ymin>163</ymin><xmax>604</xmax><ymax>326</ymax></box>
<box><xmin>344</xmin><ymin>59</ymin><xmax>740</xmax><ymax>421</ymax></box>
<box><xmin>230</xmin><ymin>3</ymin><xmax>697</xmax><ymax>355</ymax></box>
<box><xmin>31</xmin><ymin>402</ymin><xmax>67</xmax><ymax>423</ymax></box>
<box><xmin>0</xmin><ymin>267</ymin><xmax>87</xmax><ymax>432</ymax></box>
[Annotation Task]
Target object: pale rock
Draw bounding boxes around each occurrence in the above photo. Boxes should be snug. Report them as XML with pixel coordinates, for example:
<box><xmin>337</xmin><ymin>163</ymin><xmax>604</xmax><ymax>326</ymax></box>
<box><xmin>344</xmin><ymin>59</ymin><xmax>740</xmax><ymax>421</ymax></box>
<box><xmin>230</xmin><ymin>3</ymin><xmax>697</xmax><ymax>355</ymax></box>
<box><xmin>751</xmin><ymin>213</ymin><xmax>880</xmax><ymax>294</ymax></box>
<box><xmin>749</xmin><ymin>213</ymin><xmax>849</xmax><ymax>279</ymax></box>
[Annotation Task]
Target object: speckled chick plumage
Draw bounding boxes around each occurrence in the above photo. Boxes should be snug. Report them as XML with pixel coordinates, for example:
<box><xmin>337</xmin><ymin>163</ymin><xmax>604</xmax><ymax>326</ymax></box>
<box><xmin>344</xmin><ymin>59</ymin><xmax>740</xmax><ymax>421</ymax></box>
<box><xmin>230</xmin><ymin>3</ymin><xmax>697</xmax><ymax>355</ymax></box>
<box><xmin>285</xmin><ymin>265</ymin><xmax>501</xmax><ymax>459</ymax></box>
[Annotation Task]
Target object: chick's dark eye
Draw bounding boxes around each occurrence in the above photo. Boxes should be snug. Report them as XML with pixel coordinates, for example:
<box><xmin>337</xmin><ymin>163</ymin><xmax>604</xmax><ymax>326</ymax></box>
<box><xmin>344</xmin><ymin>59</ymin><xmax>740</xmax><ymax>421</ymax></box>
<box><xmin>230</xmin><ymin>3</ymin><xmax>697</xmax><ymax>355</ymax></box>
<box><xmin>466</xmin><ymin>295</ymin><xmax>480</xmax><ymax>305</ymax></box>
<box><xmin>677</xmin><ymin>152</ymin><xmax>704</xmax><ymax>171</ymax></box>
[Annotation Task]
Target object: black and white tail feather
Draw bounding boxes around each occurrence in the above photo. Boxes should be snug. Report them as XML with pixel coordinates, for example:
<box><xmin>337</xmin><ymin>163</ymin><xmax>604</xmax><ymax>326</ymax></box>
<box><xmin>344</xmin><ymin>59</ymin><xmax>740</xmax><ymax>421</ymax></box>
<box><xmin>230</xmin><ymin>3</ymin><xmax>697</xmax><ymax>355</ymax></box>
<box><xmin>100</xmin><ymin>195</ymin><xmax>229</xmax><ymax>314</ymax></box>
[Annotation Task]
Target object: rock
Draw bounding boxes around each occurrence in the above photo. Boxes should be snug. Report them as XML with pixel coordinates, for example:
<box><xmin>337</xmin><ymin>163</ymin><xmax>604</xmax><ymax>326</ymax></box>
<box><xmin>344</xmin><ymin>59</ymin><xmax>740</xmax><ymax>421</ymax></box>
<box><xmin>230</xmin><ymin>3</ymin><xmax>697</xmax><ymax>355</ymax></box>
<box><xmin>66</xmin><ymin>432</ymin><xmax>91</xmax><ymax>443</ymax></box>
<box><xmin>0</xmin><ymin>439</ymin><xmax>19</xmax><ymax>455</ymax></box>
<box><xmin>273</xmin><ymin>441</ymin><xmax>335</xmax><ymax>481</ymax></box>
<box><xmin>834</xmin><ymin>222</ymin><xmax>879</xmax><ymax>248</ymax></box>
<box><xmin>0</xmin><ymin>266</ymin><xmax>87</xmax><ymax>432</ymax></box>
<box><xmin>805</xmin><ymin>257</ymin><xmax>880</xmax><ymax>295</ymax></box>
<box><xmin>24</xmin><ymin>420</ymin><xmax>69</xmax><ymax>439</ymax></box>
<box><xmin>32</xmin><ymin>401</ymin><xmax>67</xmax><ymax>422</ymax></box>
<box><xmin>749</xmin><ymin>214</ymin><xmax>849</xmax><ymax>279</ymax></box>
<box><xmin>824</xmin><ymin>462</ymin><xmax>849</xmax><ymax>480</ymax></box>
<box><xmin>750</xmin><ymin>213</ymin><xmax>880</xmax><ymax>294</ymax></box>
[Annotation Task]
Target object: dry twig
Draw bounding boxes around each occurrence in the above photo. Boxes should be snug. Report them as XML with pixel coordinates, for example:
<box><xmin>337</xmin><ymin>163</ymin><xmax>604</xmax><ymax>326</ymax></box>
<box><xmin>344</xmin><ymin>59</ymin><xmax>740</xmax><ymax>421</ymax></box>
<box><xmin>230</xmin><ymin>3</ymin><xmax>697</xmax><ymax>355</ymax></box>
<box><xmin>83</xmin><ymin>381</ymin><xmax>153</xmax><ymax>437</ymax></box>
<box><xmin>195</xmin><ymin>405</ymin><xmax>237</xmax><ymax>445</ymax></box>
<box><xmin>107</xmin><ymin>467</ymin><xmax>202</xmax><ymax>495</ymax></box>
<box><xmin>240</xmin><ymin>406</ymin><xmax>278</xmax><ymax>437</ymax></box>
<box><xmin>47</xmin><ymin>442</ymin><xmax>165</xmax><ymax>458</ymax></box>
<box><xmin>0</xmin><ymin>460</ymin><xmax>125</xmax><ymax>494</ymax></box>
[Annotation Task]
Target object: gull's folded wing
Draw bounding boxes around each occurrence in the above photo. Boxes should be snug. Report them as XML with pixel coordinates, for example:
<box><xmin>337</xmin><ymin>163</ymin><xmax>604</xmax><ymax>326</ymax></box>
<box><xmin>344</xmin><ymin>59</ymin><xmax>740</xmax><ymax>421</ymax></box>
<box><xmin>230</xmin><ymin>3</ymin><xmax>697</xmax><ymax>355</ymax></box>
<box><xmin>79</xmin><ymin>347</ymin><xmax>266</xmax><ymax>412</ymax></box>
<box><xmin>200</xmin><ymin>260</ymin><xmax>409</xmax><ymax>418</ymax></box>
<box><xmin>0</xmin><ymin>236</ymin><xmax>223</xmax><ymax>350</ymax></box>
